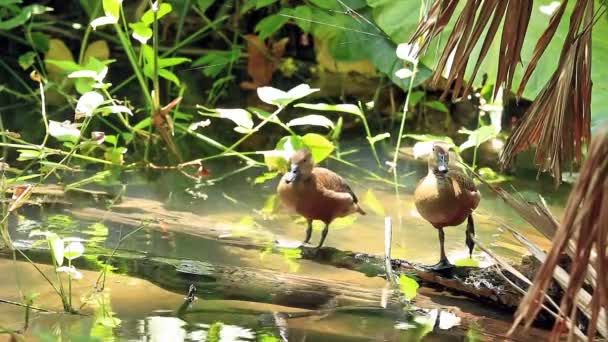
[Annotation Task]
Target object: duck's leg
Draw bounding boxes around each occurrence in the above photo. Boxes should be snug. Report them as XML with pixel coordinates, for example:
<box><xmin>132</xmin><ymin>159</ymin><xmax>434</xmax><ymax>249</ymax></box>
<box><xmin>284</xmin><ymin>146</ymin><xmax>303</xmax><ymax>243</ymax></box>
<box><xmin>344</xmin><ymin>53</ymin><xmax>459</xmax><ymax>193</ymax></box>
<box><xmin>430</xmin><ymin>227</ymin><xmax>453</xmax><ymax>270</ymax></box>
<box><xmin>465</xmin><ymin>214</ymin><xmax>475</xmax><ymax>257</ymax></box>
<box><xmin>316</xmin><ymin>223</ymin><xmax>329</xmax><ymax>248</ymax></box>
<box><xmin>303</xmin><ymin>219</ymin><xmax>313</xmax><ymax>244</ymax></box>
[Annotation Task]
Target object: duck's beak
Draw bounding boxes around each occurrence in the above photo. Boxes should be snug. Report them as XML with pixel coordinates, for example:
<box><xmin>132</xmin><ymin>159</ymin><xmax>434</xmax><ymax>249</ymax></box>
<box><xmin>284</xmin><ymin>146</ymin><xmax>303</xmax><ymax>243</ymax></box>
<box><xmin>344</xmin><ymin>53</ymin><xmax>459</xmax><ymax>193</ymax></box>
<box><xmin>437</xmin><ymin>153</ymin><xmax>448</xmax><ymax>173</ymax></box>
<box><xmin>284</xmin><ymin>164</ymin><xmax>299</xmax><ymax>184</ymax></box>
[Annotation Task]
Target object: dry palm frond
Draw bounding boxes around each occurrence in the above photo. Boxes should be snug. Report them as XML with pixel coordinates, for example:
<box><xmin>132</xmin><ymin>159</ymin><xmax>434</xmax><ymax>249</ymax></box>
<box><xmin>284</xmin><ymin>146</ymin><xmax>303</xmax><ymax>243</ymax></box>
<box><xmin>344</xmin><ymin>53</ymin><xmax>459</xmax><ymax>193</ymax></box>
<box><xmin>500</xmin><ymin>0</ymin><xmax>594</xmax><ymax>186</ymax></box>
<box><xmin>410</xmin><ymin>0</ymin><xmax>533</xmax><ymax>100</ymax></box>
<box><xmin>509</xmin><ymin>127</ymin><xmax>608</xmax><ymax>341</ymax></box>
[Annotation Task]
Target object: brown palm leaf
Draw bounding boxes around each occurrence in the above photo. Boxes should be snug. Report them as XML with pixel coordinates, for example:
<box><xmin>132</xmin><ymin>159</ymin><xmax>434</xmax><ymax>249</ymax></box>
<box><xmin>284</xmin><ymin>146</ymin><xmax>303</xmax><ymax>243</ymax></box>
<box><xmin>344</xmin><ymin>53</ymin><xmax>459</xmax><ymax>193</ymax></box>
<box><xmin>509</xmin><ymin>126</ymin><xmax>608</xmax><ymax>341</ymax></box>
<box><xmin>409</xmin><ymin>0</ymin><xmax>533</xmax><ymax>100</ymax></box>
<box><xmin>500</xmin><ymin>0</ymin><xmax>593</xmax><ymax>185</ymax></box>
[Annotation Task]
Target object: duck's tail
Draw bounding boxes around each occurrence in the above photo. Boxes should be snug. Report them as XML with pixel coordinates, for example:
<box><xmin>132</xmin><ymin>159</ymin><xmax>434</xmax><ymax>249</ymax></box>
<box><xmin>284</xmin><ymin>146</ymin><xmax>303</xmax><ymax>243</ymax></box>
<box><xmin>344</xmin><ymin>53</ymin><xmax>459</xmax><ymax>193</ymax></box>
<box><xmin>356</xmin><ymin>204</ymin><xmax>366</xmax><ymax>215</ymax></box>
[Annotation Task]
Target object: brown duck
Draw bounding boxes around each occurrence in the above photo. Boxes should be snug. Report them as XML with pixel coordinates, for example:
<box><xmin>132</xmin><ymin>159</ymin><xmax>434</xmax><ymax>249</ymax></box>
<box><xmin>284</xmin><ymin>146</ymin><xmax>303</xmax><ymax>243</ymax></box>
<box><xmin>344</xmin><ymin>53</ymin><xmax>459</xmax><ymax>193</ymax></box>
<box><xmin>414</xmin><ymin>143</ymin><xmax>480</xmax><ymax>269</ymax></box>
<box><xmin>277</xmin><ymin>149</ymin><xmax>366</xmax><ymax>248</ymax></box>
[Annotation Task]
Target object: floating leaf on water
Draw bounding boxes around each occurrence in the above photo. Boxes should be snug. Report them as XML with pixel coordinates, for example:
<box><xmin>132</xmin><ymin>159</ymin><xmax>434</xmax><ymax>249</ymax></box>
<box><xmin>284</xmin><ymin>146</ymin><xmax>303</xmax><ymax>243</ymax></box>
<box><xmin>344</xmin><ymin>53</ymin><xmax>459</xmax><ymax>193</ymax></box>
<box><xmin>287</xmin><ymin>114</ymin><xmax>334</xmax><ymax>129</ymax></box>
<box><xmin>302</xmin><ymin>133</ymin><xmax>334</xmax><ymax>162</ymax></box>
<box><xmin>363</xmin><ymin>189</ymin><xmax>385</xmax><ymax>216</ymax></box>
<box><xmin>398</xmin><ymin>274</ymin><xmax>419</xmax><ymax>300</ymax></box>
<box><xmin>454</xmin><ymin>257</ymin><xmax>480</xmax><ymax>267</ymax></box>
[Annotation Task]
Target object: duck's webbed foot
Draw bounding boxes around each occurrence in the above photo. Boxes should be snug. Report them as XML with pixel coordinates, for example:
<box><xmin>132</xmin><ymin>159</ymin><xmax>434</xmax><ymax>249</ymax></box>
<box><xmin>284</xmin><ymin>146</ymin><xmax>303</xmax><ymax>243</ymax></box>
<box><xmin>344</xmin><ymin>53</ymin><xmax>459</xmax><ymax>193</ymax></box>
<box><xmin>428</xmin><ymin>257</ymin><xmax>454</xmax><ymax>271</ymax></box>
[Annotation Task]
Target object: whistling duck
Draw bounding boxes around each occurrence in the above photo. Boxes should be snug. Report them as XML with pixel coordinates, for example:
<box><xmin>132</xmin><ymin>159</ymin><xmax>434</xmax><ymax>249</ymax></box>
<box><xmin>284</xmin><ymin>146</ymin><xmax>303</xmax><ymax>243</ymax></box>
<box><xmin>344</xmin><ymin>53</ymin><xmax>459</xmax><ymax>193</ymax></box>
<box><xmin>414</xmin><ymin>143</ymin><xmax>480</xmax><ymax>269</ymax></box>
<box><xmin>277</xmin><ymin>149</ymin><xmax>366</xmax><ymax>248</ymax></box>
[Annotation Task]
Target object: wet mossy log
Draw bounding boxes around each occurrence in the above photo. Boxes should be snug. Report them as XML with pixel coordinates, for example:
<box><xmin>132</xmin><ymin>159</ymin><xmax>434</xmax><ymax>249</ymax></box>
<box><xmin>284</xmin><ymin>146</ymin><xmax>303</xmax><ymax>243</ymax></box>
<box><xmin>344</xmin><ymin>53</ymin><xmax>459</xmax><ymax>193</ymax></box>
<box><xmin>67</xmin><ymin>197</ymin><xmax>525</xmax><ymax>311</ymax></box>
<box><xmin>0</xmin><ymin>247</ymin><xmax>400</xmax><ymax>311</ymax></box>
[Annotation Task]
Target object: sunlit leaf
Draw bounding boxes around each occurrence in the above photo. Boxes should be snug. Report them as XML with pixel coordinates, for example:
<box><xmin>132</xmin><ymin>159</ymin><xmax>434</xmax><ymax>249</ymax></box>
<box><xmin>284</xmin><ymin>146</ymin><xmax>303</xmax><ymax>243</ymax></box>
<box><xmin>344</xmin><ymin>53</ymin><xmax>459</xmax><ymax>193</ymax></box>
<box><xmin>215</xmin><ymin>108</ymin><xmax>254</xmax><ymax>131</ymax></box>
<box><xmin>398</xmin><ymin>274</ymin><xmax>419</xmax><ymax>300</ymax></box>
<box><xmin>188</xmin><ymin>119</ymin><xmax>211</xmax><ymax>131</ymax></box>
<box><xmin>367</xmin><ymin>132</ymin><xmax>390</xmax><ymax>145</ymax></box>
<box><xmin>141</xmin><ymin>2</ymin><xmax>172</xmax><ymax>25</ymax></box>
<box><xmin>98</xmin><ymin>105</ymin><xmax>133</xmax><ymax>116</ymax></box>
<box><xmin>395</xmin><ymin>68</ymin><xmax>414</xmax><ymax>79</ymax></box>
<box><xmin>454</xmin><ymin>258</ymin><xmax>480</xmax><ymax>267</ymax></box>
<box><xmin>48</xmin><ymin>233</ymin><xmax>64</xmax><ymax>266</ymax></box>
<box><xmin>64</xmin><ymin>241</ymin><xmax>85</xmax><ymax>260</ymax></box>
<box><xmin>158</xmin><ymin>57</ymin><xmax>190</xmax><ymax>68</ymax></box>
<box><xmin>257</xmin><ymin>84</ymin><xmax>319</xmax><ymax>107</ymax></box>
<box><xmin>49</xmin><ymin>120</ymin><xmax>81</xmax><ymax>143</ymax></box>
<box><xmin>91</xmin><ymin>15</ymin><xmax>118</xmax><ymax>29</ymax></box>
<box><xmin>287</xmin><ymin>115</ymin><xmax>334</xmax><ymax>129</ymax></box>
<box><xmin>396</xmin><ymin>42</ymin><xmax>420</xmax><ymax>63</ymax></box>
<box><xmin>129</xmin><ymin>22</ymin><xmax>152</xmax><ymax>44</ymax></box>
<box><xmin>75</xmin><ymin>91</ymin><xmax>104</xmax><ymax>118</ymax></box>
<box><xmin>17</xmin><ymin>149</ymin><xmax>41</xmax><ymax>161</ymax></box>
<box><xmin>363</xmin><ymin>189</ymin><xmax>385</xmax><ymax>216</ymax></box>
<box><xmin>102</xmin><ymin>0</ymin><xmax>120</xmax><ymax>19</ymax></box>
<box><xmin>458</xmin><ymin>125</ymin><xmax>499</xmax><ymax>151</ymax></box>
<box><xmin>295</xmin><ymin>102</ymin><xmax>362</xmax><ymax>116</ymax></box>
<box><xmin>302</xmin><ymin>133</ymin><xmax>334</xmax><ymax>162</ymax></box>
<box><xmin>254</xmin><ymin>171</ymin><xmax>280</xmax><ymax>184</ymax></box>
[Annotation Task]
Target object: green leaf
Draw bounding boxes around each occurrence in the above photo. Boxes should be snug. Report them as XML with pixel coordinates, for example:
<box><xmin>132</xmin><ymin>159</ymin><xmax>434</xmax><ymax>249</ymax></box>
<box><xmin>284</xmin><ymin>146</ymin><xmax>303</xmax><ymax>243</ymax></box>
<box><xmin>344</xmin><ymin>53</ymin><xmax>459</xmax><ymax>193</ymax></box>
<box><xmin>398</xmin><ymin>274</ymin><xmax>419</xmax><ymax>300</ymax></box>
<box><xmin>48</xmin><ymin>233</ymin><xmax>64</xmax><ymax>266</ymax></box>
<box><xmin>454</xmin><ymin>258</ymin><xmax>480</xmax><ymax>267</ymax></box>
<box><xmin>257</xmin><ymin>84</ymin><xmax>319</xmax><ymax>107</ymax></box>
<box><xmin>193</xmin><ymin>49</ymin><xmax>241</xmax><ymax>77</ymax></box>
<box><xmin>458</xmin><ymin>125</ymin><xmax>499</xmax><ymax>151</ymax></box>
<box><xmin>141</xmin><ymin>2</ymin><xmax>172</xmax><ymax>25</ymax></box>
<box><xmin>197</xmin><ymin>0</ymin><xmax>215</xmax><ymax>12</ymax></box>
<box><xmin>423</xmin><ymin>100</ymin><xmax>449</xmax><ymax>113</ymax></box>
<box><xmin>295</xmin><ymin>103</ymin><xmax>362</xmax><ymax>116</ymax></box>
<box><xmin>287</xmin><ymin>115</ymin><xmax>334</xmax><ymax>129</ymax></box>
<box><xmin>302</xmin><ymin>133</ymin><xmax>334</xmax><ymax>162</ymax></box>
<box><xmin>367</xmin><ymin>132</ymin><xmax>390</xmax><ymax>145</ymax></box>
<box><xmin>158</xmin><ymin>57</ymin><xmax>190</xmax><ymax>68</ymax></box>
<box><xmin>102</xmin><ymin>0</ymin><xmax>120</xmax><ymax>19</ymax></box>
<box><xmin>255</xmin><ymin>171</ymin><xmax>280</xmax><ymax>184</ymax></box>
<box><xmin>256</xmin><ymin>0</ymin><xmax>278</xmax><ymax>9</ymax></box>
<box><xmin>292</xmin><ymin>5</ymin><xmax>312</xmax><ymax>32</ymax></box>
<box><xmin>45</xmin><ymin>59</ymin><xmax>82</xmax><ymax>72</ymax></box>
<box><xmin>158</xmin><ymin>68</ymin><xmax>180</xmax><ymax>86</ymax></box>
<box><xmin>129</xmin><ymin>22</ymin><xmax>152</xmax><ymax>44</ymax></box>
<box><xmin>30</xmin><ymin>32</ymin><xmax>49</xmax><ymax>52</ymax></box>
<box><xmin>0</xmin><ymin>4</ymin><xmax>52</xmax><ymax>30</ymax></box>
<box><xmin>363</xmin><ymin>189</ymin><xmax>385</xmax><ymax>216</ymax></box>
<box><xmin>17</xmin><ymin>149</ymin><xmax>41</xmax><ymax>161</ymax></box>
<box><xmin>18</xmin><ymin>51</ymin><xmax>37</xmax><ymax>70</ymax></box>
<box><xmin>255</xmin><ymin>13</ymin><xmax>289</xmax><ymax>40</ymax></box>
<box><xmin>408</xmin><ymin>91</ymin><xmax>425</xmax><ymax>107</ymax></box>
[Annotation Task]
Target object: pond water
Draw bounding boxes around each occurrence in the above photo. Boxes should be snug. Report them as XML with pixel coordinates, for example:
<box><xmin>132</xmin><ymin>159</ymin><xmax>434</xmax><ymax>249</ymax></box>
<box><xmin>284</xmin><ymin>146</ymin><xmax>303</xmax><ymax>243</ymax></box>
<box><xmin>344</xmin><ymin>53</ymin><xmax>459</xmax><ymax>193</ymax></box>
<box><xmin>0</xmin><ymin>144</ymin><xmax>569</xmax><ymax>341</ymax></box>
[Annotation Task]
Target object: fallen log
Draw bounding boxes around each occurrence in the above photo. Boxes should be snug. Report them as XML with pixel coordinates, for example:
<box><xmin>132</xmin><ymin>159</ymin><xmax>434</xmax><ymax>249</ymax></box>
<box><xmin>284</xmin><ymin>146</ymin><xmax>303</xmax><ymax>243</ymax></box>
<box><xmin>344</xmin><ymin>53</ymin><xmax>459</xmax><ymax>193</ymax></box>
<box><xmin>67</xmin><ymin>196</ymin><xmax>525</xmax><ymax>311</ymax></box>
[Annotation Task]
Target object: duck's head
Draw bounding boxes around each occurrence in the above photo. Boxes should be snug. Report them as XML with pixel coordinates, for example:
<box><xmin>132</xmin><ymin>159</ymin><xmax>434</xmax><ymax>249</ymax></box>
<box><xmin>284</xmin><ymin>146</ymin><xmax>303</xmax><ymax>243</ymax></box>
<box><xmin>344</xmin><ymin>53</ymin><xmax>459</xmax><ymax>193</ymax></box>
<box><xmin>429</xmin><ymin>143</ymin><xmax>450</xmax><ymax>174</ymax></box>
<box><xmin>284</xmin><ymin>149</ymin><xmax>314</xmax><ymax>184</ymax></box>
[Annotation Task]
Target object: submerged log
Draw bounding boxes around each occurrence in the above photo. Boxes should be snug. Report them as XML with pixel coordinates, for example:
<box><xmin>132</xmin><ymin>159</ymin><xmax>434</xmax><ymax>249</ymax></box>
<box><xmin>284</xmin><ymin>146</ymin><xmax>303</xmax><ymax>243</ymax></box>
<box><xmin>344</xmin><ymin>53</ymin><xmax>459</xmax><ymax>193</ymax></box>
<box><xmin>0</xmin><ymin>247</ymin><xmax>400</xmax><ymax>312</ymax></box>
<box><xmin>67</xmin><ymin>197</ymin><xmax>526</xmax><ymax>311</ymax></box>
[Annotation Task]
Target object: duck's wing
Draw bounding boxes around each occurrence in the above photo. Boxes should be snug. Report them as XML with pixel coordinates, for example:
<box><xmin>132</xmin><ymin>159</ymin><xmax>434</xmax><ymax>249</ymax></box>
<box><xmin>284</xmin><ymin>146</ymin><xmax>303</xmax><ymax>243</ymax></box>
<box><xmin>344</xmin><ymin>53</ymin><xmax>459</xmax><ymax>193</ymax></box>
<box><xmin>448</xmin><ymin>170</ymin><xmax>478</xmax><ymax>192</ymax></box>
<box><xmin>313</xmin><ymin>167</ymin><xmax>358</xmax><ymax>202</ymax></box>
